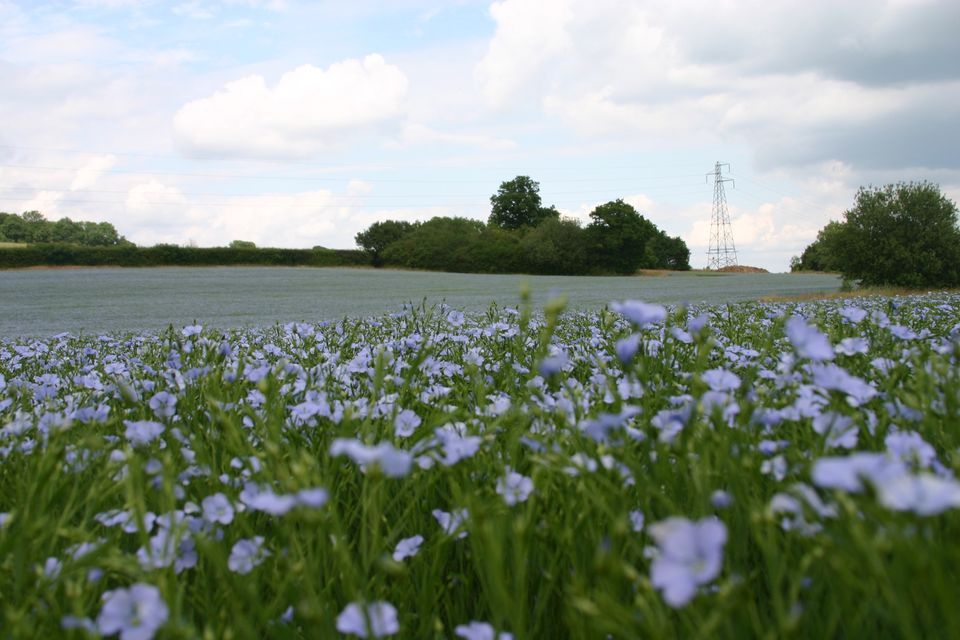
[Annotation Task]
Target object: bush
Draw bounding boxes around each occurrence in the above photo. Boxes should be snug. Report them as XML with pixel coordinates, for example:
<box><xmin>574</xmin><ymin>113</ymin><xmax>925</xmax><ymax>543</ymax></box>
<box><xmin>0</xmin><ymin>245</ymin><xmax>367</xmax><ymax>269</ymax></box>
<box><xmin>829</xmin><ymin>182</ymin><xmax>960</xmax><ymax>287</ymax></box>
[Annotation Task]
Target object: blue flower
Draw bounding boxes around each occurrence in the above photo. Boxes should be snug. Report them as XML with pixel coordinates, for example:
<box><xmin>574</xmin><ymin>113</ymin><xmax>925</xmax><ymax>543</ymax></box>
<box><xmin>330</xmin><ymin>439</ymin><xmax>413</xmax><ymax>478</ymax></box>
<box><xmin>701</xmin><ymin>368</ymin><xmax>741</xmax><ymax>392</ymax></box>
<box><xmin>785</xmin><ymin>317</ymin><xmax>834</xmax><ymax>361</ymax></box>
<box><xmin>392</xmin><ymin>535</ymin><xmax>424</xmax><ymax>561</ymax></box>
<box><xmin>432</xmin><ymin>508</ymin><xmax>469</xmax><ymax>539</ymax></box>
<box><xmin>611</xmin><ymin>300</ymin><xmax>667</xmax><ymax>327</ymax></box>
<box><xmin>455</xmin><ymin>621</ymin><xmax>514</xmax><ymax>640</ymax></box>
<box><xmin>123</xmin><ymin>421</ymin><xmax>165</xmax><ymax>448</ymax></box>
<box><xmin>393</xmin><ymin>409</ymin><xmax>421</xmax><ymax>438</ymax></box>
<box><xmin>615</xmin><ymin>334</ymin><xmax>641</xmax><ymax>363</ymax></box>
<box><xmin>201</xmin><ymin>493</ymin><xmax>234</xmax><ymax>525</ymax></box>
<box><xmin>97</xmin><ymin>583</ymin><xmax>169</xmax><ymax>640</ymax></box>
<box><xmin>148</xmin><ymin>391</ymin><xmax>177</xmax><ymax>419</ymax></box>
<box><xmin>228</xmin><ymin>536</ymin><xmax>270</xmax><ymax>574</ymax></box>
<box><xmin>336</xmin><ymin>601</ymin><xmax>399</xmax><ymax>638</ymax></box>
<box><xmin>649</xmin><ymin>516</ymin><xmax>727</xmax><ymax>608</ymax></box>
<box><xmin>496</xmin><ymin>468</ymin><xmax>534</xmax><ymax>506</ymax></box>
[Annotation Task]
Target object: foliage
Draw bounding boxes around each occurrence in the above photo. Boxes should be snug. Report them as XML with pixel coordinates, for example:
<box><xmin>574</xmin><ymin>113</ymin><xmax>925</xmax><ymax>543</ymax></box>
<box><xmin>381</xmin><ymin>217</ymin><xmax>489</xmax><ymax>272</ymax></box>
<box><xmin>0</xmin><ymin>211</ymin><xmax>130</xmax><ymax>246</ymax></box>
<box><xmin>587</xmin><ymin>199</ymin><xmax>686</xmax><ymax>274</ymax></box>
<box><xmin>0</xmin><ymin>244</ymin><xmax>367</xmax><ymax>269</ymax></box>
<box><xmin>519</xmin><ymin>217</ymin><xmax>590</xmax><ymax>275</ymax></box>
<box><xmin>229</xmin><ymin>240</ymin><xmax>257</xmax><ymax>249</ymax></box>
<box><xmin>2</xmin><ymin>294</ymin><xmax>960</xmax><ymax>638</ymax></box>
<box><xmin>796</xmin><ymin>182</ymin><xmax>960</xmax><ymax>286</ymax></box>
<box><xmin>488</xmin><ymin>176</ymin><xmax>559</xmax><ymax>230</ymax></box>
<box><xmin>792</xmin><ymin>221</ymin><xmax>846</xmax><ymax>273</ymax></box>
<box><xmin>355</xmin><ymin>220</ymin><xmax>417</xmax><ymax>267</ymax></box>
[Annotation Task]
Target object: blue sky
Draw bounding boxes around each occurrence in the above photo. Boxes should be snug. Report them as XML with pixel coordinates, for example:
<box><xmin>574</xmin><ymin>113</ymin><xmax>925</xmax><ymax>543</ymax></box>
<box><xmin>1</xmin><ymin>0</ymin><xmax>958</xmax><ymax>271</ymax></box>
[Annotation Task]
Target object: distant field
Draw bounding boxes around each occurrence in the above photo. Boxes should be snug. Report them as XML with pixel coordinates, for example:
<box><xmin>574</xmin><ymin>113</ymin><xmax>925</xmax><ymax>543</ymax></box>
<box><xmin>0</xmin><ymin>242</ymin><xmax>27</xmax><ymax>249</ymax></box>
<box><xmin>0</xmin><ymin>266</ymin><xmax>842</xmax><ymax>337</ymax></box>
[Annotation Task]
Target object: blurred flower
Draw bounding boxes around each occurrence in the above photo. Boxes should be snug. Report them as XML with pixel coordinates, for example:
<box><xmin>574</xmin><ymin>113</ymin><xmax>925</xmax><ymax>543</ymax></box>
<box><xmin>711</xmin><ymin>490</ymin><xmax>733</xmax><ymax>509</ymax></box>
<box><xmin>785</xmin><ymin>317</ymin><xmax>834</xmax><ymax>361</ymax></box>
<box><xmin>97</xmin><ymin>583</ymin><xmax>168</xmax><ymax>640</ymax></box>
<box><xmin>123</xmin><ymin>421</ymin><xmax>165</xmax><ymax>447</ymax></box>
<box><xmin>239</xmin><ymin>484</ymin><xmax>298</xmax><ymax>516</ymax></box>
<box><xmin>649</xmin><ymin>516</ymin><xmax>727</xmax><ymax>608</ymax></box>
<box><xmin>330</xmin><ymin>439</ymin><xmax>413</xmax><ymax>478</ymax></box>
<box><xmin>392</xmin><ymin>535</ymin><xmax>424</xmax><ymax>561</ymax></box>
<box><xmin>496</xmin><ymin>468</ymin><xmax>534</xmax><ymax>506</ymax></box>
<box><xmin>202</xmin><ymin>493</ymin><xmax>234</xmax><ymax>525</ymax></box>
<box><xmin>432</xmin><ymin>508</ymin><xmax>469</xmax><ymax>539</ymax></box>
<box><xmin>394</xmin><ymin>409</ymin><xmax>421</xmax><ymax>438</ymax></box>
<box><xmin>148</xmin><ymin>391</ymin><xmax>177</xmax><ymax>419</ymax></box>
<box><xmin>336</xmin><ymin>601</ymin><xmax>399</xmax><ymax>638</ymax></box>
<box><xmin>701</xmin><ymin>368</ymin><xmax>741</xmax><ymax>392</ymax></box>
<box><xmin>611</xmin><ymin>300</ymin><xmax>667</xmax><ymax>327</ymax></box>
<box><xmin>455</xmin><ymin>621</ymin><xmax>514</xmax><ymax>640</ymax></box>
<box><xmin>228</xmin><ymin>536</ymin><xmax>270</xmax><ymax>574</ymax></box>
<box><xmin>295</xmin><ymin>488</ymin><xmax>329</xmax><ymax>508</ymax></box>
<box><xmin>615</xmin><ymin>334</ymin><xmax>641</xmax><ymax>363</ymax></box>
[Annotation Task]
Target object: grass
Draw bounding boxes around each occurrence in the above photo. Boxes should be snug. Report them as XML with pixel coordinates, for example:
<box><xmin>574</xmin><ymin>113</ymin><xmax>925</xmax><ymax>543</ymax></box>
<box><xmin>1</xmin><ymin>294</ymin><xmax>959</xmax><ymax>638</ymax></box>
<box><xmin>760</xmin><ymin>285</ymin><xmax>960</xmax><ymax>302</ymax></box>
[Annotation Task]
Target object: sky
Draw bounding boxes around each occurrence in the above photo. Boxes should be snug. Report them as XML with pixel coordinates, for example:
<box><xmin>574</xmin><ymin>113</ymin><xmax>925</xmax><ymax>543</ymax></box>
<box><xmin>1</xmin><ymin>0</ymin><xmax>958</xmax><ymax>272</ymax></box>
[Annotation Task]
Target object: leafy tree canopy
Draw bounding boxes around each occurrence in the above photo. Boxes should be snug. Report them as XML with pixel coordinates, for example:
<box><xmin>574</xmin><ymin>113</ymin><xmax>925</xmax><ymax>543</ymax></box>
<box><xmin>0</xmin><ymin>211</ymin><xmax>129</xmax><ymax>246</ymax></box>
<box><xmin>488</xmin><ymin>176</ymin><xmax>558</xmax><ymax>230</ymax></box>
<box><xmin>797</xmin><ymin>182</ymin><xmax>960</xmax><ymax>287</ymax></box>
<box><xmin>355</xmin><ymin>220</ymin><xmax>417</xmax><ymax>266</ymax></box>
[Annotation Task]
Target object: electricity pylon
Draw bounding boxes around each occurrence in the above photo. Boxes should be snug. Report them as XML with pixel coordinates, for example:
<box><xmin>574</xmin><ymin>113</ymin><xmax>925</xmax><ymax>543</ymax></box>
<box><xmin>706</xmin><ymin>161</ymin><xmax>738</xmax><ymax>269</ymax></box>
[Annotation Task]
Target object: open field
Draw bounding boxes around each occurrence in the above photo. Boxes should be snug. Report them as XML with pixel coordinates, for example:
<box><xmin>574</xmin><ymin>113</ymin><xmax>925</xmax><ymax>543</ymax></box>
<box><xmin>1</xmin><ymin>293</ymin><xmax>959</xmax><ymax>638</ymax></box>
<box><xmin>0</xmin><ymin>267</ymin><xmax>841</xmax><ymax>337</ymax></box>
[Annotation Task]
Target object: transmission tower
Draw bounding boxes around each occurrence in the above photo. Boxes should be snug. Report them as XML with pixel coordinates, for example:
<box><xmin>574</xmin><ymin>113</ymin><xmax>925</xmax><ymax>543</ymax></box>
<box><xmin>706</xmin><ymin>161</ymin><xmax>738</xmax><ymax>269</ymax></box>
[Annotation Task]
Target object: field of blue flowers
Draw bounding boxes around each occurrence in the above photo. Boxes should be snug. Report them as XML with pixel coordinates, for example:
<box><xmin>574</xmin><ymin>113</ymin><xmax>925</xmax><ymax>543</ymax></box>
<box><xmin>1</xmin><ymin>293</ymin><xmax>959</xmax><ymax>639</ymax></box>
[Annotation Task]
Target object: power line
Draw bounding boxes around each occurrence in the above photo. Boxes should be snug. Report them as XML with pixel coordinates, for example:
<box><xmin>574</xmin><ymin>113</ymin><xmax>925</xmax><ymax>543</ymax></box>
<box><xmin>0</xmin><ymin>143</ymin><xmax>708</xmax><ymax>173</ymax></box>
<box><xmin>0</xmin><ymin>162</ymin><xmax>709</xmax><ymax>184</ymax></box>
<box><xmin>0</xmin><ymin>181</ymin><xmax>707</xmax><ymax>200</ymax></box>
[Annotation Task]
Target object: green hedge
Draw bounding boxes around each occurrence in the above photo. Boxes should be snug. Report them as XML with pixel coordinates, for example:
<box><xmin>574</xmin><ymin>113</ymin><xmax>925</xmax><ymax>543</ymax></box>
<box><xmin>0</xmin><ymin>244</ymin><xmax>368</xmax><ymax>269</ymax></box>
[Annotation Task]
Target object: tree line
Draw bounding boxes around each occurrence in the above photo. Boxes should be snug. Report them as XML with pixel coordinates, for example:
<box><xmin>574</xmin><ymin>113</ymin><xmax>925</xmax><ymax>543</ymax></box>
<box><xmin>0</xmin><ymin>211</ymin><xmax>130</xmax><ymax>246</ymax></box>
<box><xmin>792</xmin><ymin>181</ymin><xmax>960</xmax><ymax>287</ymax></box>
<box><xmin>0</xmin><ymin>244</ymin><xmax>367</xmax><ymax>269</ymax></box>
<box><xmin>355</xmin><ymin>176</ymin><xmax>691</xmax><ymax>275</ymax></box>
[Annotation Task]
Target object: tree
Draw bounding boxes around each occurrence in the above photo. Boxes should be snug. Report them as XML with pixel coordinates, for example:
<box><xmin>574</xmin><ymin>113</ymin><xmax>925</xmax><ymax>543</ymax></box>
<box><xmin>587</xmin><ymin>199</ymin><xmax>660</xmax><ymax>274</ymax></box>
<box><xmin>229</xmin><ymin>240</ymin><xmax>257</xmax><ymax>249</ymax></box>
<box><xmin>355</xmin><ymin>220</ymin><xmax>416</xmax><ymax>267</ymax></box>
<box><xmin>831</xmin><ymin>182</ymin><xmax>960</xmax><ymax>287</ymax></box>
<box><xmin>519</xmin><ymin>217</ymin><xmax>589</xmax><ymax>274</ymax></box>
<box><xmin>0</xmin><ymin>213</ymin><xmax>28</xmax><ymax>242</ymax></box>
<box><xmin>382</xmin><ymin>217</ymin><xmax>484</xmax><ymax>272</ymax></box>
<box><xmin>794</xmin><ymin>221</ymin><xmax>845</xmax><ymax>272</ymax></box>
<box><xmin>488</xmin><ymin>176</ymin><xmax>558</xmax><ymax>230</ymax></box>
<box><xmin>648</xmin><ymin>231</ymin><xmax>691</xmax><ymax>270</ymax></box>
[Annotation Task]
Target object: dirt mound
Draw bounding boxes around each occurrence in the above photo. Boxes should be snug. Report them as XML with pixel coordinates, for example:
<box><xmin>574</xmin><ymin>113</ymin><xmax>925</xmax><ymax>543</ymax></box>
<box><xmin>716</xmin><ymin>265</ymin><xmax>769</xmax><ymax>273</ymax></box>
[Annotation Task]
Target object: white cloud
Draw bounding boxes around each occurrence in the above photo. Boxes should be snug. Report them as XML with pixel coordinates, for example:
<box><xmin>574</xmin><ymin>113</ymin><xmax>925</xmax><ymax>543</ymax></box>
<box><xmin>475</xmin><ymin>0</ymin><xmax>574</xmax><ymax>108</ymax></box>
<box><xmin>173</xmin><ymin>55</ymin><xmax>409</xmax><ymax>158</ymax></box>
<box><xmin>70</xmin><ymin>154</ymin><xmax>116</xmax><ymax>190</ymax></box>
<box><xmin>396</xmin><ymin>123</ymin><xmax>516</xmax><ymax>151</ymax></box>
<box><xmin>474</xmin><ymin>0</ymin><xmax>960</xmax><ymax>171</ymax></box>
<box><xmin>118</xmin><ymin>179</ymin><xmax>464</xmax><ymax>249</ymax></box>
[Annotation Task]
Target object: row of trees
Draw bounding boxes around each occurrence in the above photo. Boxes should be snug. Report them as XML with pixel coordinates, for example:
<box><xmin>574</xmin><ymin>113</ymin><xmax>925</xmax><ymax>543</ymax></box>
<box><xmin>792</xmin><ymin>181</ymin><xmax>960</xmax><ymax>287</ymax></box>
<box><xmin>0</xmin><ymin>211</ymin><xmax>130</xmax><ymax>246</ymax></box>
<box><xmin>355</xmin><ymin>176</ymin><xmax>690</xmax><ymax>275</ymax></box>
